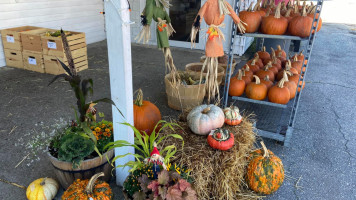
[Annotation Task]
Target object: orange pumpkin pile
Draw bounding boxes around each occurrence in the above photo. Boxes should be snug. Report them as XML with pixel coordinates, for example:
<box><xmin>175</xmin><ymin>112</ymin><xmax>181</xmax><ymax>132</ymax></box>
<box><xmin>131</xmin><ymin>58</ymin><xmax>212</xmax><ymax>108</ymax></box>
<box><xmin>229</xmin><ymin>45</ymin><xmax>306</xmax><ymax>105</ymax></box>
<box><xmin>239</xmin><ymin>1</ymin><xmax>322</xmax><ymax>37</ymax></box>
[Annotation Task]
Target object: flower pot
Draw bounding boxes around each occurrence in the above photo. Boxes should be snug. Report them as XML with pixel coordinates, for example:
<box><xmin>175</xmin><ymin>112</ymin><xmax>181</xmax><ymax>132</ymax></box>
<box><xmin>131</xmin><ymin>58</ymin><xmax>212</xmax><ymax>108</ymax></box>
<box><xmin>165</xmin><ymin>73</ymin><xmax>206</xmax><ymax>111</ymax></box>
<box><xmin>47</xmin><ymin>149</ymin><xmax>114</xmax><ymax>189</ymax></box>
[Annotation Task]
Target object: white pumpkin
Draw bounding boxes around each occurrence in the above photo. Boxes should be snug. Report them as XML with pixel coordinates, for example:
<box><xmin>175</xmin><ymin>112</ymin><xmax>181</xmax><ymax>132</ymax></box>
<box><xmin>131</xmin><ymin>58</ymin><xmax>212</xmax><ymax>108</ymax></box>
<box><xmin>26</xmin><ymin>177</ymin><xmax>59</xmax><ymax>200</ymax></box>
<box><xmin>187</xmin><ymin>104</ymin><xmax>225</xmax><ymax>135</ymax></box>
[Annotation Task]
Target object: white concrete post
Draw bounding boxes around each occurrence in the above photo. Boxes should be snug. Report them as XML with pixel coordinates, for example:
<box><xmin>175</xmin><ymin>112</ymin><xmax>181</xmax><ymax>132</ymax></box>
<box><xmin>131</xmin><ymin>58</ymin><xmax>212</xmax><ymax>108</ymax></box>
<box><xmin>104</xmin><ymin>0</ymin><xmax>135</xmax><ymax>186</ymax></box>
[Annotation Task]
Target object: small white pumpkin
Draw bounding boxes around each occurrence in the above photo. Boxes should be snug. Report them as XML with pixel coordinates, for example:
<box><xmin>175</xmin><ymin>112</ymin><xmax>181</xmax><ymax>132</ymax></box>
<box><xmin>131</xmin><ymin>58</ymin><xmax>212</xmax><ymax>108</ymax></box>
<box><xmin>26</xmin><ymin>177</ymin><xmax>59</xmax><ymax>200</ymax></box>
<box><xmin>187</xmin><ymin>104</ymin><xmax>225</xmax><ymax>135</ymax></box>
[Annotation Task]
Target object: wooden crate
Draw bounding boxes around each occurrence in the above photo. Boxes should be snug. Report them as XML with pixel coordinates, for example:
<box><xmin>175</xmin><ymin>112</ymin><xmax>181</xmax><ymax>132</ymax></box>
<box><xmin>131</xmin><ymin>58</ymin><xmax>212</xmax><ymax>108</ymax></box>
<box><xmin>20</xmin><ymin>28</ymin><xmax>55</xmax><ymax>53</ymax></box>
<box><xmin>1</xmin><ymin>26</ymin><xmax>42</xmax><ymax>51</ymax></box>
<box><xmin>43</xmin><ymin>47</ymin><xmax>88</xmax><ymax>75</ymax></box>
<box><xmin>23</xmin><ymin>51</ymin><xmax>44</xmax><ymax>73</ymax></box>
<box><xmin>4</xmin><ymin>49</ymin><xmax>23</xmax><ymax>69</ymax></box>
<box><xmin>41</xmin><ymin>31</ymin><xmax>86</xmax><ymax>57</ymax></box>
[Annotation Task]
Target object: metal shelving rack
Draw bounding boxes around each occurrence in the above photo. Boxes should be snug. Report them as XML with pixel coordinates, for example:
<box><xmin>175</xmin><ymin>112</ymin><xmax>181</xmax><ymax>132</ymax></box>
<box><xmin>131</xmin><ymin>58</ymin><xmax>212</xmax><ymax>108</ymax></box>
<box><xmin>222</xmin><ymin>0</ymin><xmax>324</xmax><ymax>146</ymax></box>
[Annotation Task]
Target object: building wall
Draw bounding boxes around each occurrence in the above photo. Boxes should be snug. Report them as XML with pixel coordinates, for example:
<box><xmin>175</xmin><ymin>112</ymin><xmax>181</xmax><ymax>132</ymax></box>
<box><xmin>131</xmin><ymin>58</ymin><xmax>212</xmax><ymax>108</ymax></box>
<box><xmin>0</xmin><ymin>0</ymin><xmax>106</xmax><ymax>67</ymax></box>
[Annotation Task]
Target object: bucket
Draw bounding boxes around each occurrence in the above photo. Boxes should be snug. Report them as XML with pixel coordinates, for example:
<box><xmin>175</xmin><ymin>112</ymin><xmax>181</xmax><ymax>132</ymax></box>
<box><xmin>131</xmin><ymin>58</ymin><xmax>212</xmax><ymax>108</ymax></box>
<box><xmin>185</xmin><ymin>63</ymin><xmax>225</xmax><ymax>85</ymax></box>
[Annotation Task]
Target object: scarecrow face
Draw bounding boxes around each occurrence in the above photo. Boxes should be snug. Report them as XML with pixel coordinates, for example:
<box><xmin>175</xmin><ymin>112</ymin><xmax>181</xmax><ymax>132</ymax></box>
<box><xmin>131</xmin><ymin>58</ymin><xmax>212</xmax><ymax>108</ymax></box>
<box><xmin>151</xmin><ymin>154</ymin><xmax>159</xmax><ymax>160</ymax></box>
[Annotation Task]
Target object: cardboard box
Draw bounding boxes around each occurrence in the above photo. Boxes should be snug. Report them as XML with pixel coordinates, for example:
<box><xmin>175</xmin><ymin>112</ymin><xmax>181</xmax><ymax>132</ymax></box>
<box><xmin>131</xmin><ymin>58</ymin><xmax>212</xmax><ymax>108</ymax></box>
<box><xmin>1</xmin><ymin>26</ymin><xmax>42</xmax><ymax>51</ymax></box>
<box><xmin>20</xmin><ymin>28</ymin><xmax>54</xmax><ymax>53</ymax></box>
<box><xmin>41</xmin><ymin>31</ymin><xmax>86</xmax><ymax>57</ymax></box>
<box><xmin>44</xmin><ymin>49</ymin><xmax>88</xmax><ymax>75</ymax></box>
<box><xmin>4</xmin><ymin>49</ymin><xmax>23</xmax><ymax>69</ymax></box>
<box><xmin>23</xmin><ymin>52</ymin><xmax>44</xmax><ymax>73</ymax></box>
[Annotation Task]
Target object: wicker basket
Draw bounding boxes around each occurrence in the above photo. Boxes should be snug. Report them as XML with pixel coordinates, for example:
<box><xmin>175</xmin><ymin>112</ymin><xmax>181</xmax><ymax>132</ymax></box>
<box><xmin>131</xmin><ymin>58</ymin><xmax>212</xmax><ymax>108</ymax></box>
<box><xmin>185</xmin><ymin>63</ymin><xmax>225</xmax><ymax>85</ymax></box>
<box><xmin>165</xmin><ymin>73</ymin><xmax>206</xmax><ymax>111</ymax></box>
<box><xmin>47</xmin><ymin>149</ymin><xmax>114</xmax><ymax>189</ymax></box>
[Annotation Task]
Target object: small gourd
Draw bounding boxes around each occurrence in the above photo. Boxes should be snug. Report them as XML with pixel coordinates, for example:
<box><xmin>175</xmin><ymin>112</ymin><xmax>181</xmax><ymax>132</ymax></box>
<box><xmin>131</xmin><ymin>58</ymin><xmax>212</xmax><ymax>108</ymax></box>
<box><xmin>223</xmin><ymin>105</ymin><xmax>243</xmax><ymax>126</ymax></box>
<box><xmin>26</xmin><ymin>178</ymin><xmax>59</xmax><ymax>200</ymax></box>
<box><xmin>207</xmin><ymin>128</ymin><xmax>235</xmax><ymax>150</ymax></box>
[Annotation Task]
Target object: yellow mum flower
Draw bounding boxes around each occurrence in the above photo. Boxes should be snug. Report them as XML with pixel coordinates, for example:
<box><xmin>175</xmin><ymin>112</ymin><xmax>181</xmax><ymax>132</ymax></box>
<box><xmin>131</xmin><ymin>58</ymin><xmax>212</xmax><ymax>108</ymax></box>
<box><xmin>101</xmin><ymin>124</ymin><xmax>106</xmax><ymax>128</ymax></box>
<box><xmin>90</xmin><ymin>126</ymin><xmax>94</xmax><ymax>130</ymax></box>
<box><xmin>95</xmin><ymin>127</ymin><xmax>101</xmax><ymax>132</ymax></box>
<box><xmin>109</xmin><ymin>123</ymin><xmax>113</xmax><ymax>127</ymax></box>
<box><xmin>105</xmin><ymin>128</ymin><xmax>110</xmax><ymax>133</ymax></box>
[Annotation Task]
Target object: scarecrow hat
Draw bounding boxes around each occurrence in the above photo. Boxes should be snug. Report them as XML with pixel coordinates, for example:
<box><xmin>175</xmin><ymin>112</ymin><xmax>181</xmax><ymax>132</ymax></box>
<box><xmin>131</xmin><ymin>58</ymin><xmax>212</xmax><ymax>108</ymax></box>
<box><xmin>150</xmin><ymin>142</ymin><xmax>160</xmax><ymax>156</ymax></box>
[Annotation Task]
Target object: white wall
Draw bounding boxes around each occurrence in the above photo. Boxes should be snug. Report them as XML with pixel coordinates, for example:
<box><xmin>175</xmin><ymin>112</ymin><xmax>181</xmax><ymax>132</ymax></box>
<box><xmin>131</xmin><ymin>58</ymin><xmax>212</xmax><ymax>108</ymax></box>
<box><xmin>0</xmin><ymin>0</ymin><xmax>106</xmax><ymax>67</ymax></box>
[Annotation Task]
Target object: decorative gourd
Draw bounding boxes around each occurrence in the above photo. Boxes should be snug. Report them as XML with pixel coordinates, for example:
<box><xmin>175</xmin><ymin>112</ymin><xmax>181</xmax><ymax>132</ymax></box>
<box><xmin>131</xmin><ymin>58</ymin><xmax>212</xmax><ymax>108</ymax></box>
<box><xmin>133</xmin><ymin>89</ymin><xmax>162</xmax><ymax>135</ymax></box>
<box><xmin>283</xmin><ymin>71</ymin><xmax>297</xmax><ymax>99</ymax></box>
<box><xmin>257</xmin><ymin>46</ymin><xmax>270</xmax><ymax>61</ymax></box>
<box><xmin>256</xmin><ymin>65</ymin><xmax>275</xmax><ymax>82</ymax></box>
<box><xmin>241</xmin><ymin>69</ymin><xmax>252</xmax><ymax>85</ymax></box>
<box><xmin>187</xmin><ymin>104</ymin><xmax>224</xmax><ymax>135</ymax></box>
<box><xmin>268</xmin><ymin>78</ymin><xmax>290</xmax><ymax>104</ymax></box>
<box><xmin>243</xmin><ymin>59</ymin><xmax>259</xmax><ymax>73</ymax></box>
<box><xmin>260</xmin><ymin>75</ymin><xmax>273</xmax><ymax>90</ymax></box>
<box><xmin>229</xmin><ymin>69</ymin><xmax>245</xmax><ymax>97</ymax></box>
<box><xmin>223</xmin><ymin>105</ymin><xmax>243</xmax><ymax>126</ymax></box>
<box><xmin>291</xmin><ymin>57</ymin><xmax>303</xmax><ymax>74</ymax></box>
<box><xmin>245</xmin><ymin>75</ymin><xmax>268</xmax><ymax>101</ymax></box>
<box><xmin>26</xmin><ymin>178</ymin><xmax>59</xmax><ymax>200</ymax></box>
<box><xmin>207</xmin><ymin>128</ymin><xmax>234</xmax><ymax>150</ymax></box>
<box><xmin>261</xmin><ymin>3</ymin><xmax>288</xmax><ymax>35</ymax></box>
<box><xmin>239</xmin><ymin>2</ymin><xmax>262</xmax><ymax>33</ymax></box>
<box><xmin>62</xmin><ymin>172</ymin><xmax>113</xmax><ymax>200</ymax></box>
<box><xmin>275</xmin><ymin>45</ymin><xmax>286</xmax><ymax>58</ymax></box>
<box><xmin>288</xmin><ymin>6</ymin><xmax>313</xmax><ymax>38</ymax></box>
<box><xmin>308</xmin><ymin>5</ymin><xmax>322</xmax><ymax>32</ymax></box>
<box><xmin>246</xmin><ymin>141</ymin><xmax>284</xmax><ymax>195</ymax></box>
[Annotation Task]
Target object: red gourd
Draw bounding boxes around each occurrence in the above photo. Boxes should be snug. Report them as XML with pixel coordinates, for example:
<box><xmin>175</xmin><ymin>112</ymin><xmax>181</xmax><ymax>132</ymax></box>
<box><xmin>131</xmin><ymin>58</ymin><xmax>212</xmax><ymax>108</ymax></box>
<box><xmin>207</xmin><ymin>128</ymin><xmax>234</xmax><ymax>151</ymax></box>
<box><xmin>268</xmin><ymin>78</ymin><xmax>290</xmax><ymax>104</ymax></box>
<box><xmin>245</xmin><ymin>75</ymin><xmax>268</xmax><ymax>101</ymax></box>
<box><xmin>256</xmin><ymin>65</ymin><xmax>275</xmax><ymax>82</ymax></box>
<box><xmin>261</xmin><ymin>3</ymin><xmax>288</xmax><ymax>35</ymax></box>
<box><xmin>229</xmin><ymin>69</ymin><xmax>246</xmax><ymax>97</ymax></box>
<box><xmin>239</xmin><ymin>2</ymin><xmax>262</xmax><ymax>33</ymax></box>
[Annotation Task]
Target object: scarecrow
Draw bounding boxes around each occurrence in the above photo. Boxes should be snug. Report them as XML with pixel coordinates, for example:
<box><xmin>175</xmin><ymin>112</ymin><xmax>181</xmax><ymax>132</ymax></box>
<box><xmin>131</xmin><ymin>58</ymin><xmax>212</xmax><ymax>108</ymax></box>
<box><xmin>144</xmin><ymin>142</ymin><xmax>167</xmax><ymax>179</ymax></box>
<box><xmin>191</xmin><ymin>0</ymin><xmax>247</xmax><ymax>102</ymax></box>
<box><xmin>136</xmin><ymin>0</ymin><xmax>176</xmax><ymax>74</ymax></box>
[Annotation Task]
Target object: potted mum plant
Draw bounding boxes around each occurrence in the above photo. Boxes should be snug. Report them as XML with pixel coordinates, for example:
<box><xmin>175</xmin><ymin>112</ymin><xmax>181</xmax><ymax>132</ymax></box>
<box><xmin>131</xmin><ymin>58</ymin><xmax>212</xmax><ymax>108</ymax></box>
<box><xmin>46</xmin><ymin>30</ymin><xmax>120</xmax><ymax>189</ymax></box>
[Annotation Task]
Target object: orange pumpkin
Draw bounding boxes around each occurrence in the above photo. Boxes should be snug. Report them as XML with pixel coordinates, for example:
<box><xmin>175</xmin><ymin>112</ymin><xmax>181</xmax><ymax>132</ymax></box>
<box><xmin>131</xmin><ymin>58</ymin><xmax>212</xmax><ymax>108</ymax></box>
<box><xmin>246</xmin><ymin>141</ymin><xmax>284</xmax><ymax>195</ymax></box>
<box><xmin>256</xmin><ymin>65</ymin><xmax>275</xmax><ymax>82</ymax></box>
<box><xmin>243</xmin><ymin>64</ymin><xmax>254</xmax><ymax>78</ymax></box>
<box><xmin>245</xmin><ymin>75</ymin><xmax>268</xmax><ymax>101</ymax></box>
<box><xmin>275</xmin><ymin>45</ymin><xmax>286</xmax><ymax>58</ymax></box>
<box><xmin>263</xmin><ymin>49</ymin><xmax>281</xmax><ymax>66</ymax></box>
<box><xmin>207</xmin><ymin>128</ymin><xmax>234</xmax><ymax>151</ymax></box>
<box><xmin>243</xmin><ymin>59</ymin><xmax>259</xmax><ymax>73</ymax></box>
<box><xmin>229</xmin><ymin>69</ymin><xmax>246</xmax><ymax>97</ymax></box>
<box><xmin>257</xmin><ymin>46</ymin><xmax>270</xmax><ymax>61</ymax></box>
<box><xmin>291</xmin><ymin>57</ymin><xmax>303</xmax><ymax>74</ymax></box>
<box><xmin>239</xmin><ymin>2</ymin><xmax>262</xmax><ymax>33</ymax></box>
<box><xmin>268</xmin><ymin>78</ymin><xmax>290</xmax><ymax>104</ymax></box>
<box><xmin>261</xmin><ymin>3</ymin><xmax>288</xmax><ymax>35</ymax></box>
<box><xmin>308</xmin><ymin>5</ymin><xmax>322</xmax><ymax>32</ymax></box>
<box><xmin>256</xmin><ymin>3</ymin><xmax>267</xmax><ymax>17</ymax></box>
<box><xmin>291</xmin><ymin>50</ymin><xmax>305</xmax><ymax>62</ymax></box>
<box><xmin>241</xmin><ymin>69</ymin><xmax>252</xmax><ymax>85</ymax></box>
<box><xmin>289</xmin><ymin>6</ymin><xmax>313</xmax><ymax>38</ymax></box>
<box><xmin>260</xmin><ymin>75</ymin><xmax>273</xmax><ymax>90</ymax></box>
<box><xmin>267</xmin><ymin>61</ymin><xmax>278</xmax><ymax>75</ymax></box>
<box><xmin>134</xmin><ymin>89</ymin><xmax>162</xmax><ymax>135</ymax></box>
<box><xmin>283</xmin><ymin>71</ymin><xmax>297</xmax><ymax>99</ymax></box>
<box><xmin>62</xmin><ymin>173</ymin><xmax>113</xmax><ymax>200</ymax></box>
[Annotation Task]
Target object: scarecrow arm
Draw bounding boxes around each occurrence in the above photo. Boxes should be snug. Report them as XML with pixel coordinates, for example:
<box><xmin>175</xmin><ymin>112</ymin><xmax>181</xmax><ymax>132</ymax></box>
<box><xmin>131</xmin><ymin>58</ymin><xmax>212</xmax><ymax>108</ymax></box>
<box><xmin>197</xmin><ymin>1</ymin><xmax>208</xmax><ymax>22</ymax></box>
<box><xmin>226</xmin><ymin>1</ymin><xmax>247</xmax><ymax>34</ymax></box>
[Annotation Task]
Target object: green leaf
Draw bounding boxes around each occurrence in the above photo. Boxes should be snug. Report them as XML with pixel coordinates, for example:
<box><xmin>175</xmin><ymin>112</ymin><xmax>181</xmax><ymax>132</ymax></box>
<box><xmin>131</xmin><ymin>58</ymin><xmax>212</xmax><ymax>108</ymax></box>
<box><xmin>157</xmin><ymin>134</ymin><xmax>184</xmax><ymax>147</ymax></box>
<box><xmin>111</xmin><ymin>153</ymin><xmax>144</xmax><ymax>165</ymax></box>
<box><xmin>94</xmin><ymin>146</ymin><xmax>102</xmax><ymax>159</ymax></box>
<box><xmin>48</xmin><ymin>74</ymin><xmax>71</xmax><ymax>86</ymax></box>
<box><xmin>56</xmin><ymin>58</ymin><xmax>73</xmax><ymax>76</ymax></box>
<box><xmin>81</xmin><ymin>123</ymin><xmax>97</xmax><ymax>144</ymax></box>
<box><xmin>93</xmin><ymin>98</ymin><xmax>124</xmax><ymax>118</ymax></box>
<box><xmin>98</xmin><ymin>112</ymin><xmax>105</xmax><ymax>118</ymax></box>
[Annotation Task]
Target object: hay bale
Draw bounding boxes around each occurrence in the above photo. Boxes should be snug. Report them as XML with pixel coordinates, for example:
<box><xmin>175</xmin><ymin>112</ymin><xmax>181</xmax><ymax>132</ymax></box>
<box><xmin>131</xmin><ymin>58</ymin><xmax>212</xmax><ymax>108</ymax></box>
<box><xmin>160</xmin><ymin>116</ymin><xmax>260</xmax><ymax>200</ymax></box>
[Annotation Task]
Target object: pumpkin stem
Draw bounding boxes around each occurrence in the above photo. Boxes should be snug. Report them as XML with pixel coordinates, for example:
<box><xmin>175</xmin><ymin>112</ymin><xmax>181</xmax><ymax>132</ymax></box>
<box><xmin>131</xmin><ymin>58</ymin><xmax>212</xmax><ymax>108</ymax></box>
<box><xmin>263</xmin><ymin>46</ymin><xmax>266</xmax><ymax>52</ymax></box>
<box><xmin>285</xmin><ymin>8</ymin><xmax>292</xmax><ymax>17</ymax></box>
<box><xmin>247</xmin><ymin>2</ymin><xmax>253</xmax><ymax>11</ymax></box>
<box><xmin>245</xmin><ymin>64</ymin><xmax>250</xmax><ymax>72</ymax></box>
<box><xmin>134</xmin><ymin>89</ymin><xmax>144</xmax><ymax>106</ymax></box>
<box><xmin>85</xmin><ymin>172</ymin><xmax>105</xmax><ymax>194</ymax></box>
<box><xmin>293</xmin><ymin>55</ymin><xmax>298</xmax><ymax>62</ymax></box>
<box><xmin>253</xmin><ymin>0</ymin><xmax>261</xmax><ymax>11</ymax></box>
<box><xmin>277</xmin><ymin>45</ymin><xmax>282</xmax><ymax>51</ymax></box>
<box><xmin>299</xmin><ymin>50</ymin><xmax>304</xmax><ymax>56</ymax></box>
<box><xmin>286</xmin><ymin>60</ymin><xmax>292</xmax><ymax>70</ymax></box>
<box><xmin>262</xmin><ymin>0</ymin><xmax>267</xmax><ymax>8</ymax></box>
<box><xmin>260</xmin><ymin>141</ymin><xmax>269</xmax><ymax>158</ymax></box>
<box><xmin>237</xmin><ymin>69</ymin><xmax>243</xmax><ymax>80</ymax></box>
<box><xmin>242</xmin><ymin>69</ymin><xmax>247</xmax><ymax>76</ymax></box>
<box><xmin>283</xmin><ymin>71</ymin><xmax>289</xmax><ymax>82</ymax></box>
<box><xmin>251</xmin><ymin>58</ymin><xmax>256</xmax><ymax>66</ymax></box>
<box><xmin>202</xmin><ymin>106</ymin><xmax>211</xmax><ymax>114</ymax></box>
<box><xmin>40</xmin><ymin>178</ymin><xmax>47</xmax><ymax>186</ymax></box>
<box><xmin>264</xmin><ymin>75</ymin><xmax>270</xmax><ymax>81</ymax></box>
<box><xmin>278</xmin><ymin>78</ymin><xmax>286</xmax><ymax>88</ymax></box>
<box><xmin>264</xmin><ymin>64</ymin><xmax>270</xmax><ymax>71</ymax></box>
<box><xmin>253</xmin><ymin>75</ymin><xmax>261</xmax><ymax>85</ymax></box>
<box><xmin>274</xmin><ymin>2</ymin><xmax>282</xmax><ymax>18</ymax></box>
<box><xmin>294</xmin><ymin>4</ymin><xmax>299</xmax><ymax>15</ymax></box>
<box><xmin>301</xmin><ymin>4</ymin><xmax>307</xmax><ymax>17</ymax></box>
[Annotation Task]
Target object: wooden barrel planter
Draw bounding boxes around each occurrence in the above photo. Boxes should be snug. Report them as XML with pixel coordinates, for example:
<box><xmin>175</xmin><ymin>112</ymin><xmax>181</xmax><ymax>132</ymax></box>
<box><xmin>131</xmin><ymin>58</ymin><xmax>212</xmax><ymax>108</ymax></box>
<box><xmin>185</xmin><ymin>63</ymin><xmax>225</xmax><ymax>85</ymax></box>
<box><xmin>165</xmin><ymin>73</ymin><xmax>206</xmax><ymax>111</ymax></box>
<box><xmin>200</xmin><ymin>56</ymin><xmax>238</xmax><ymax>84</ymax></box>
<box><xmin>47</xmin><ymin>149</ymin><xmax>114</xmax><ymax>189</ymax></box>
